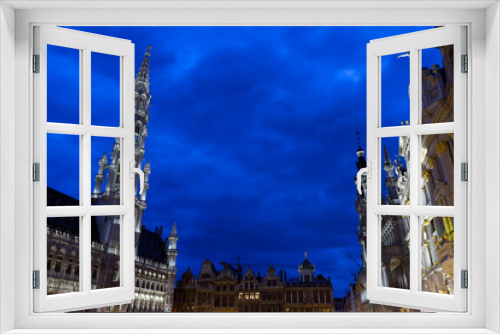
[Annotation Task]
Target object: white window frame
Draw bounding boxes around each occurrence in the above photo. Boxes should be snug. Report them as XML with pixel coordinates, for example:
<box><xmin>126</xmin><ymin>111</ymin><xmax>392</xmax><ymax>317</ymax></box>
<box><xmin>33</xmin><ymin>26</ymin><xmax>136</xmax><ymax>312</ymax></box>
<box><xmin>365</xmin><ymin>26</ymin><xmax>467</xmax><ymax>312</ymax></box>
<box><xmin>1</xmin><ymin>1</ymin><xmax>499</xmax><ymax>333</ymax></box>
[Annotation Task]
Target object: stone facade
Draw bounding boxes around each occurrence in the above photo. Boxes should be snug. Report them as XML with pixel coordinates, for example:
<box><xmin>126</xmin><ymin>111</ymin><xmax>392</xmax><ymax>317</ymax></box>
<box><xmin>420</xmin><ymin>45</ymin><xmax>455</xmax><ymax>295</ymax></box>
<box><xmin>174</xmin><ymin>256</ymin><xmax>334</xmax><ymax>312</ymax></box>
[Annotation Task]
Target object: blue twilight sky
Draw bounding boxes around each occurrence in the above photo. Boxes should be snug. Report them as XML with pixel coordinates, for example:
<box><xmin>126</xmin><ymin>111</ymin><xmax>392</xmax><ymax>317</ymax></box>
<box><xmin>46</xmin><ymin>26</ymin><xmax>446</xmax><ymax>295</ymax></box>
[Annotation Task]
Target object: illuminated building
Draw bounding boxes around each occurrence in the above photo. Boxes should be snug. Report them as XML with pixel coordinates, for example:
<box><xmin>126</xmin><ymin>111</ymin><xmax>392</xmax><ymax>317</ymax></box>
<box><xmin>174</xmin><ymin>255</ymin><xmax>334</xmax><ymax>312</ymax></box>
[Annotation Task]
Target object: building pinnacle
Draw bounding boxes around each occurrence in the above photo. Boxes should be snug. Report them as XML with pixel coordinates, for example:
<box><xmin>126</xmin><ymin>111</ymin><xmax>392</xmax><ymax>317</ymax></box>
<box><xmin>169</xmin><ymin>221</ymin><xmax>178</xmax><ymax>238</ymax></box>
<box><xmin>384</xmin><ymin>145</ymin><xmax>391</xmax><ymax>164</ymax></box>
<box><xmin>136</xmin><ymin>46</ymin><xmax>152</xmax><ymax>84</ymax></box>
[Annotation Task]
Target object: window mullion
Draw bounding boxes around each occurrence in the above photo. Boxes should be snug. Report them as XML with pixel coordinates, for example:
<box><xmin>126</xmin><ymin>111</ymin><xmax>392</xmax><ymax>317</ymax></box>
<box><xmin>409</xmin><ymin>47</ymin><xmax>420</xmax><ymax>294</ymax></box>
<box><xmin>81</xmin><ymin>48</ymin><xmax>92</xmax><ymax>294</ymax></box>
<box><xmin>82</xmin><ymin>48</ymin><xmax>91</xmax><ymax>208</ymax></box>
<box><xmin>372</xmin><ymin>205</ymin><xmax>455</xmax><ymax>217</ymax></box>
<box><xmin>365</xmin><ymin>48</ymin><xmax>379</xmax><ymax>296</ymax></box>
<box><xmin>82</xmin><ymin>214</ymin><xmax>92</xmax><ymax>293</ymax></box>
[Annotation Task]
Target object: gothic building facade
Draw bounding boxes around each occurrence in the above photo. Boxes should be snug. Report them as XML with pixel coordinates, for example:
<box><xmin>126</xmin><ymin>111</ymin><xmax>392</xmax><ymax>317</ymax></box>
<box><xmin>345</xmin><ymin>45</ymin><xmax>455</xmax><ymax>312</ymax></box>
<box><xmin>46</xmin><ymin>47</ymin><xmax>179</xmax><ymax>312</ymax></box>
<box><xmin>174</xmin><ymin>255</ymin><xmax>334</xmax><ymax>312</ymax></box>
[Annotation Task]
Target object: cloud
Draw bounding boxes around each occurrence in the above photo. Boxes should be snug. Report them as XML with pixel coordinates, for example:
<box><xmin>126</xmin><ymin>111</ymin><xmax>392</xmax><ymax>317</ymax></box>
<box><xmin>52</xmin><ymin>26</ymin><xmax>433</xmax><ymax>294</ymax></box>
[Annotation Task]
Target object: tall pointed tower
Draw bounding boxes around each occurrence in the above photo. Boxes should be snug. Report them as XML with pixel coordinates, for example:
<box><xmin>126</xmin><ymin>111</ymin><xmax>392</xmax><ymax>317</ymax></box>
<box><xmin>134</xmin><ymin>46</ymin><xmax>153</xmax><ymax>248</ymax></box>
<box><xmin>91</xmin><ymin>46</ymin><xmax>153</xmax><ymax>252</ymax></box>
<box><xmin>165</xmin><ymin>221</ymin><xmax>179</xmax><ymax>312</ymax></box>
<box><xmin>383</xmin><ymin>145</ymin><xmax>400</xmax><ymax>205</ymax></box>
<box><xmin>74</xmin><ymin>46</ymin><xmax>181</xmax><ymax>312</ymax></box>
<box><xmin>167</xmin><ymin>222</ymin><xmax>179</xmax><ymax>268</ymax></box>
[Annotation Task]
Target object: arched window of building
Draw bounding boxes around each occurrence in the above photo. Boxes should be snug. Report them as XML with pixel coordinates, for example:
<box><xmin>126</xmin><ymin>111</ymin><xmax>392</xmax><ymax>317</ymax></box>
<box><xmin>47</xmin><ymin>253</ymin><xmax>53</xmax><ymax>271</ymax></box>
<box><xmin>66</xmin><ymin>258</ymin><xmax>74</xmax><ymax>275</ymax></box>
<box><xmin>55</xmin><ymin>255</ymin><xmax>63</xmax><ymax>272</ymax></box>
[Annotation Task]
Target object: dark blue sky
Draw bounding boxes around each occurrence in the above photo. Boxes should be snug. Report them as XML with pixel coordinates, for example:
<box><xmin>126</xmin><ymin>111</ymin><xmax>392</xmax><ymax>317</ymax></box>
<box><xmin>47</xmin><ymin>26</ymin><xmax>438</xmax><ymax>295</ymax></box>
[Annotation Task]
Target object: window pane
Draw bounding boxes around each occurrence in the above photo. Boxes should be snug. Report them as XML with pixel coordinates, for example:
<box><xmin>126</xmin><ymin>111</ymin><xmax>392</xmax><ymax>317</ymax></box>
<box><xmin>381</xmin><ymin>52</ymin><xmax>410</xmax><ymax>127</ymax></box>
<box><xmin>91</xmin><ymin>52</ymin><xmax>120</xmax><ymax>127</ymax></box>
<box><xmin>91</xmin><ymin>215</ymin><xmax>121</xmax><ymax>291</ymax></box>
<box><xmin>47</xmin><ymin>45</ymin><xmax>80</xmax><ymax>124</ymax></box>
<box><xmin>47</xmin><ymin>133</ymin><xmax>80</xmax><ymax>206</ymax></box>
<box><xmin>421</xmin><ymin>45</ymin><xmax>454</xmax><ymax>124</ymax></box>
<box><xmin>421</xmin><ymin>217</ymin><xmax>454</xmax><ymax>295</ymax></box>
<box><xmin>47</xmin><ymin>217</ymin><xmax>80</xmax><ymax>295</ymax></box>
<box><xmin>421</xmin><ymin>133</ymin><xmax>454</xmax><ymax>206</ymax></box>
<box><xmin>381</xmin><ymin>136</ymin><xmax>410</xmax><ymax>205</ymax></box>
<box><xmin>380</xmin><ymin>215</ymin><xmax>410</xmax><ymax>290</ymax></box>
<box><xmin>91</xmin><ymin>136</ymin><xmax>121</xmax><ymax>206</ymax></box>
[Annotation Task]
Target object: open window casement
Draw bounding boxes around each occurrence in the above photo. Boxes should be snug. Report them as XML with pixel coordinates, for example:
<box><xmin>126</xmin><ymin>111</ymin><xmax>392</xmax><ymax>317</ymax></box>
<box><xmin>364</xmin><ymin>26</ymin><xmax>467</xmax><ymax>312</ymax></box>
<box><xmin>33</xmin><ymin>26</ymin><xmax>137</xmax><ymax>312</ymax></box>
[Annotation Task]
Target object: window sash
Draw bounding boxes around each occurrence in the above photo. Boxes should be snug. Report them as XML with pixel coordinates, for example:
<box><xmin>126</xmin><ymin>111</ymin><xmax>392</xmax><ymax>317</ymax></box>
<box><xmin>366</xmin><ymin>26</ymin><xmax>467</xmax><ymax>312</ymax></box>
<box><xmin>32</xmin><ymin>26</ymin><xmax>136</xmax><ymax>313</ymax></box>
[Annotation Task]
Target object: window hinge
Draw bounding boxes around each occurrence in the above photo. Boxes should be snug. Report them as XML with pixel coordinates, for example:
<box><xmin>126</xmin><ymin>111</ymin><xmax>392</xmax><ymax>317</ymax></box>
<box><xmin>33</xmin><ymin>163</ymin><xmax>40</xmax><ymax>182</ymax></box>
<box><xmin>461</xmin><ymin>54</ymin><xmax>468</xmax><ymax>73</ymax></box>
<box><xmin>461</xmin><ymin>162</ymin><xmax>468</xmax><ymax>181</ymax></box>
<box><xmin>33</xmin><ymin>270</ymin><xmax>40</xmax><ymax>289</ymax></box>
<box><xmin>461</xmin><ymin>270</ymin><xmax>468</xmax><ymax>289</ymax></box>
<box><xmin>33</xmin><ymin>54</ymin><xmax>40</xmax><ymax>73</ymax></box>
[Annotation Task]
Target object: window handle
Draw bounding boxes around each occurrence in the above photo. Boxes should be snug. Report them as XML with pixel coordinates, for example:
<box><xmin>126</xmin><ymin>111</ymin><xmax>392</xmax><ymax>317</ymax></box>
<box><xmin>356</xmin><ymin>167</ymin><xmax>369</xmax><ymax>195</ymax></box>
<box><xmin>130</xmin><ymin>162</ymin><xmax>145</xmax><ymax>195</ymax></box>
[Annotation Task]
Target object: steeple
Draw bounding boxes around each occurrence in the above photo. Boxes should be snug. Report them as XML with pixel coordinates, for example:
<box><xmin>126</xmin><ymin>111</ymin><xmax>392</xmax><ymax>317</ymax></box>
<box><xmin>134</xmin><ymin>46</ymin><xmax>153</xmax><ymax>170</ymax></box>
<box><xmin>169</xmin><ymin>221</ymin><xmax>178</xmax><ymax>238</ymax></box>
<box><xmin>383</xmin><ymin>145</ymin><xmax>400</xmax><ymax>204</ymax></box>
<box><xmin>92</xmin><ymin>46</ymin><xmax>155</xmax><ymax>254</ymax></box>
<box><xmin>133</xmin><ymin>47</ymin><xmax>154</xmax><ymax>251</ymax></box>
<box><xmin>136</xmin><ymin>45</ymin><xmax>151</xmax><ymax>85</ymax></box>
<box><xmin>92</xmin><ymin>152</ymin><xmax>108</xmax><ymax>196</ymax></box>
<box><xmin>167</xmin><ymin>219</ymin><xmax>179</xmax><ymax>268</ymax></box>
<box><xmin>383</xmin><ymin>145</ymin><xmax>395</xmax><ymax>178</ymax></box>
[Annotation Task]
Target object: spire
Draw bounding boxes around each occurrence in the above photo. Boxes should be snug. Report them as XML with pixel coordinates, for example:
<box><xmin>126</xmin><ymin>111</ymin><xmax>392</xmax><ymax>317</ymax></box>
<box><xmin>383</xmin><ymin>145</ymin><xmax>396</xmax><ymax>178</ymax></box>
<box><xmin>136</xmin><ymin>46</ymin><xmax>152</xmax><ymax>84</ymax></box>
<box><xmin>92</xmin><ymin>152</ymin><xmax>109</xmax><ymax>196</ymax></box>
<box><xmin>167</xmin><ymin>217</ymin><xmax>179</xmax><ymax>267</ymax></box>
<box><xmin>99</xmin><ymin>152</ymin><xmax>108</xmax><ymax>165</ymax></box>
<box><xmin>356</xmin><ymin>131</ymin><xmax>363</xmax><ymax>152</ymax></box>
<box><xmin>384</xmin><ymin>145</ymin><xmax>391</xmax><ymax>164</ymax></box>
<box><xmin>383</xmin><ymin>145</ymin><xmax>399</xmax><ymax>203</ymax></box>
<box><xmin>169</xmin><ymin>221</ymin><xmax>178</xmax><ymax>238</ymax></box>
